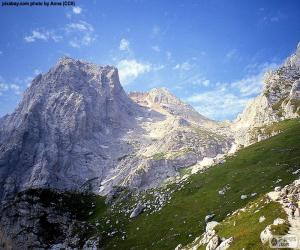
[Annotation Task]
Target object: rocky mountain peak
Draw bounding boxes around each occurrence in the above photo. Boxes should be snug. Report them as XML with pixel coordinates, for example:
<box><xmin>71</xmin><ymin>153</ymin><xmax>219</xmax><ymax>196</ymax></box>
<box><xmin>0</xmin><ymin>57</ymin><xmax>139</xmax><ymax>200</ymax></box>
<box><xmin>147</xmin><ymin>87</ymin><xmax>182</xmax><ymax>105</ymax></box>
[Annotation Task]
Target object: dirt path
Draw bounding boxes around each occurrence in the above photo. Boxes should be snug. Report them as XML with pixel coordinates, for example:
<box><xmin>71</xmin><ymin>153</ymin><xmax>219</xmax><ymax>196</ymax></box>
<box><xmin>268</xmin><ymin>191</ymin><xmax>300</xmax><ymax>249</ymax></box>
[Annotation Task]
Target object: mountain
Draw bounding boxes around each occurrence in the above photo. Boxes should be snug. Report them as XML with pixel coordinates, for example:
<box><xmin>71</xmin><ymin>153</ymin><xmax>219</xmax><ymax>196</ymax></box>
<box><xmin>0</xmin><ymin>43</ymin><xmax>300</xmax><ymax>250</ymax></box>
<box><xmin>0</xmin><ymin>57</ymin><xmax>233</xmax><ymax>201</ymax></box>
<box><xmin>233</xmin><ymin>43</ymin><xmax>300</xmax><ymax>145</ymax></box>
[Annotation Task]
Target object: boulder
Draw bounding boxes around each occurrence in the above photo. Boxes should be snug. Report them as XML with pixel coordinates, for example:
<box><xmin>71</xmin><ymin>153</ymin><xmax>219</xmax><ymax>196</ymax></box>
<box><xmin>199</xmin><ymin>230</ymin><xmax>216</xmax><ymax>245</ymax></box>
<box><xmin>174</xmin><ymin>244</ymin><xmax>182</xmax><ymax>250</ymax></box>
<box><xmin>206</xmin><ymin>221</ymin><xmax>219</xmax><ymax>232</ymax></box>
<box><xmin>259</xmin><ymin>216</ymin><xmax>266</xmax><ymax>223</ymax></box>
<box><xmin>130</xmin><ymin>203</ymin><xmax>145</xmax><ymax>218</ymax></box>
<box><xmin>205</xmin><ymin>214</ymin><xmax>215</xmax><ymax>222</ymax></box>
<box><xmin>274</xmin><ymin>186</ymin><xmax>282</xmax><ymax>192</ymax></box>
<box><xmin>206</xmin><ymin>235</ymin><xmax>220</xmax><ymax>250</ymax></box>
<box><xmin>241</xmin><ymin>195</ymin><xmax>248</xmax><ymax>200</ymax></box>
<box><xmin>273</xmin><ymin>218</ymin><xmax>286</xmax><ymax>225</ymax></box>
<box><xmin>260</xmin><ymin>225</ymin><xmax>273</xmax><ymax>244</ymax></box>
<box><xmin>215</xmin><ymin>237</ymin><xmax>233</xmax><ymax>250</ymax></box>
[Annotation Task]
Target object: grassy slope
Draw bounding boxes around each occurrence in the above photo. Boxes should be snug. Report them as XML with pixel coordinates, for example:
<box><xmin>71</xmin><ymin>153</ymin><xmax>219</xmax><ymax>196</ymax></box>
<box><xmin>215</xmin><ymin>196</ymin><xmax>289</xmax><ymax>250</ymax></box>
<box><xmin>100</xmin><ymin>119</ymin><xmax>300</xmax><ymax>249</ymax></box>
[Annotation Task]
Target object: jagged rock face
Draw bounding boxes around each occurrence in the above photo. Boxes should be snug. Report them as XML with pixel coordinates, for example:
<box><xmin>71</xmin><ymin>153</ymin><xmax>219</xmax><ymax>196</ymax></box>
<box><xmin>0</xmin><ymin>57</ymin><xmax>140</xmax><ymax>200</ymax></box>
<box><xmin>233</xmin><ymin>43</ymin><xmax>300</xmax><ymax>145</ymax></box>
<box><xmin>0</xmin><ymin>57</ymin><xmax>234</xmax><ymax>200</ymax></box>
<box><xmin>0</xmin><ymin>189</ymin><xmax>99</xmax><ymax>249</ymax></box>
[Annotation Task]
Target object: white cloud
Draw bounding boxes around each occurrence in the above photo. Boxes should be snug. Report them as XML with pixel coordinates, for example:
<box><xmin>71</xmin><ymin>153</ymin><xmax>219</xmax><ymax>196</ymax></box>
<box><xmin>0</xmin><ymin>82</ymin><xmax>22</xmax><ymax>95</ymax></box>
<box><xmin>232</xmin><ymin>62</ymin><xmax>278</xmax><ymax>97</ymax></box>
<box><xmin>173</xmin><ymin>62</ymin><xmax>193</xmax><ymax>71</ymax></box>
<box><xmin>152</xmin><ymin>45</ymin><xmax>160</xmax><ymax>52</ymax></box>
<box><xmin>119</xmin><ymin>38</ymin><xmax>130</xmax><ymax>51</ymax></box>
<box><xmin>187</xmin><ymin>90</ymin><xmax>250</xmax><ymax>120</ymax></box>
<box><xmin>66</xmin><ymin>21</ymin><xmax>94</xmax><ymax>32</ymax></box>
<box><xmin>117</xmin><ymin>59</ymin><xmax>151</xmax><ymax>85</ymax></box>
<box><xmin>66</xmin><ymin>21</ymin><xmax>96</xmax><ymax>48</ymax></box>
<box><xmin>24</xmin><ymin>30</ymin><xmax>62</xmax><ymax>43</ymax></box>
<box><xmin>185</xmin><ymin>62</ymin><xmax>278</xmax><ymax>120</ymax></box>
<box><xmin>72</xmin><ymin>6</ymin><xmax>82</xmax><ymax>14</ymax></box>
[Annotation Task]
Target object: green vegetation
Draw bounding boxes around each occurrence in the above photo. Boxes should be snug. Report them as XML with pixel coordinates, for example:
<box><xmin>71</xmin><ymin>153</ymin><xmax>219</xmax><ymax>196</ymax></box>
<box><xmin>215</xmin><ymin>196</ymin><xmax>289</xmax><ymax>250</ymax></box>
<box><xmin>100</xmin><ymin>118</ymin><xmax>300</xmax><ymax>249</ymax></box>
<box><xmin>194</xmin><ymin>127</ymin><xmax>226</xmax><ymax>141</ymax></box>
<box><xmin>151</xmin><ymin>152</ymin><xmax>167</xmax><ymax>160</ymax></box>
<box><xmin>150</xmin><ymin>148</ymin><xmax>193</xmax><ymax>161</ymax></box>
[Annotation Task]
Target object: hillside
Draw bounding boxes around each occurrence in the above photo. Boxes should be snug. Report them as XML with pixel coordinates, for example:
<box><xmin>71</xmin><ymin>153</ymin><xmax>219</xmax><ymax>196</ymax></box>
<box><xmin>95</xmin><ymin>118</ymin><xmax>300</xmax><ymax>249</ymax></box>
<box><xmin>2</xmin><ymin>118</ymin><xmax>297</xmax><ymax>249</ymax></box>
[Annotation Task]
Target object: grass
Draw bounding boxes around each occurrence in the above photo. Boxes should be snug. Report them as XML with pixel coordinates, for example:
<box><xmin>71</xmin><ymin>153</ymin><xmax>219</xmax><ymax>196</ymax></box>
<box><xmin>215</xmin><ymin>196</ymin><xmax>289</xmax><ymax>250</ymax></box>
<box><xmin>100</xmin><ymin>118</ymin><xmax>300</xmax><ymax>249</ymax></box>
<box><xmin>150</xmin><ymin>148</ymin><xmax>193</xmax><ymax>161</ymax></box>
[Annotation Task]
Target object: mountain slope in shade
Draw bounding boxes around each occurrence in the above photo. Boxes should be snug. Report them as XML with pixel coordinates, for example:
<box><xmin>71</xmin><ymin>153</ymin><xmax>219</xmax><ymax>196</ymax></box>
<box><xmin>0</xmin><ymin>58</ymin><xmax>233</xmax><ymax>200</ymax></box>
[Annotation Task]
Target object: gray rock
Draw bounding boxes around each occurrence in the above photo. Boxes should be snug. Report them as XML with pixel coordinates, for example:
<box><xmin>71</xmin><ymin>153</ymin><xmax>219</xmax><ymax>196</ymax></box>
<box><xmin>206</xmin><ymin>235</ymin><xmax>220</xmax><ymax>250</ymax></box>
<box><xmin>205</xmin><ymin>214</ymin><xmax>215</xmax><ymax>223</ymax></box>
<box><xmin>130</xmin><ymin>203</ymin><xmax>145</xmax><ymax>218</ymax></box>
<box><xmin>215</xmin><ymin>237</ymin><xmax>233</xmax><ymax>250</ymax></box>
<box><xmin>206</xmin><ymin>221</ymin><xmax>219</xmax><ymax>232</ymax></box>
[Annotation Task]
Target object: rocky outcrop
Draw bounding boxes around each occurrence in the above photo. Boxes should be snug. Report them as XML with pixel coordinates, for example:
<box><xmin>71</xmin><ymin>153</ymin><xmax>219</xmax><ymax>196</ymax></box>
<box><xmin>176</xmin><ymin>221</ymin><xmax>233</xmax><ymax>250</ymax></box>
<box><xmin>0</xmin><ymin>189</ymin><xmax>99</xmax><ymax>249</ymax></box>
<box><xmin>233</xmin><ymin>43</ymin><xmax>300</xmax><ymax>145</ymax></box>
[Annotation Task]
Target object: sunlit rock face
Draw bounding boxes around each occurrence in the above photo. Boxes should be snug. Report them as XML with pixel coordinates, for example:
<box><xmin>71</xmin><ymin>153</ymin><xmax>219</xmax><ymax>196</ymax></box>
<box><xmin>233</xmin><ymin>43</ymin><xmax>300</xmax><ymax>145</ymax></box>
<box><xmin>0</xmin><ymin>57</ymin><xmax>233</xmax><ymax>200</ymax></box>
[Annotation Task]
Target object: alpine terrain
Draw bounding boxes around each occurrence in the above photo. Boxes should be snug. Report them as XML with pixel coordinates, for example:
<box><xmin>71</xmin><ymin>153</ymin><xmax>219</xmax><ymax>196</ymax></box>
<box><xmin>0</xmin><ymin>43</ymin><xmax>299</xmax><ymax>250</ymax></box>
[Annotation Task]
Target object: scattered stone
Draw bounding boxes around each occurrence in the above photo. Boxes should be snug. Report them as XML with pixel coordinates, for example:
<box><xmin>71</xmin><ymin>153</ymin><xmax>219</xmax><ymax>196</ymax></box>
<box><xmin>206</xmin><ymin>235</ymin><xmax>220</xmax><ymax>250</ymax></box>
<box><xmin>273</xmin><ymin>218</ymin><xmax>286</xmax><ymax>225</ymax></box>
<box><xmin>205</xmin><ymin>214</ymin><xmax>215</xmax><ymax>223</ymax></box>
<box><xmin>259</xmin><ymin>216</ymin><xmax>266</xmax><ymax>223</ymax></box>
<box><xmin>215</xmin><ymin>237</ymin><xmax>233</xmax><ymax>250</ymax></box>
<box><xmin>274</xmin><ymin>186</ymin><xmax>281</xmax><ymax>192</ymax></box>
<box><xmin>260</xmin><ymin>225</ymin><xmax>273</xmax><ymax>244</ymax></box>
<box><xmin>241</xmin><ymin>195</ymin><xmax>248</xmax><ymax>200</ymax></box>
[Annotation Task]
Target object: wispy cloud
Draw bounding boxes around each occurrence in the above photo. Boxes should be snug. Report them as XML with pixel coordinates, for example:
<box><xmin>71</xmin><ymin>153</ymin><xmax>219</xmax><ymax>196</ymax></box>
<box><xmin>117</xmin><ymin>59</ymin><xmax>151</xmax><ymax>85</ymax></box>
<box><xmin>225</xmin><ymin>49</ymin><xmax>238</xmax><ymax>60</ymax></box>
<box><xmin>24</xmin><ymin>29</ymin><xmax>62</xmax><ymax>43</ymax></box>
<box><xmin>152</xmin><ymin>45</ymin><xmax>160</xmax><ymax>52</ymax></box>
<box><xmin>188</xmin><ymin>90</ymin><xmax>250</xmax><ymax>120</ymax></box>
<box><xmin>119</xmin><ymin>38</ymin><xmax>130</xmax><ymax>51</ymax></box>
<box><xmin>24</xmin><ymin>20</ymin><xmax>95</xmax><ymax>48</ymax></box>
<box><xmin>65</xmin><ymin>21</ymin><xmax>96</xmax><ymax>48</ymax></box>
<box><xmin>185</xmin><ymin>62</ymin><xmax>278</xmax><ymax>120</ymax></box>
<box><xmin>0</xmin><ymin>81</ymin><xmax>22</xmax><ymax>96</ymax></box>
<box><xmin>72</xmin><ymin>6</ymin><xmax>82</xmax><ymax>14</ymax></box>
<box><xmin>173</xmin><ymin>61</ymin><xmax>193</xmax><ymax>71</ymax></box>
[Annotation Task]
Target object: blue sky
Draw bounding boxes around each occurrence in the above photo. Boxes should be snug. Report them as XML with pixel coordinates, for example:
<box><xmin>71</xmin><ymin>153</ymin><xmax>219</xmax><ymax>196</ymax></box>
<box><xmin>0</xmin><ymin>0</ymin><xmax>300</xmax><ymax>120</ymax></box>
